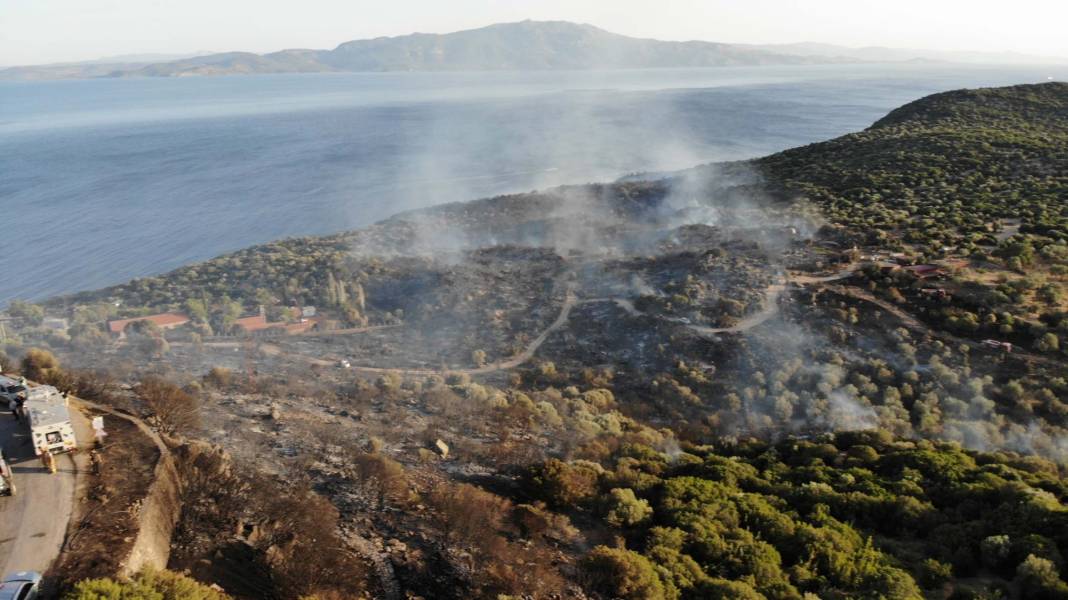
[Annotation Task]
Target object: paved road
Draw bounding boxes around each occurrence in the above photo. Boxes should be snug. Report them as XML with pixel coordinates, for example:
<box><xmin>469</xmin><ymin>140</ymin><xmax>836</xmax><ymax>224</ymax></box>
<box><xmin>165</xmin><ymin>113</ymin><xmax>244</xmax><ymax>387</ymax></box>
<box><xmin>0</xmin><ymin>403</ymin><xmax>90</xmax><ymax>575</ymax></box>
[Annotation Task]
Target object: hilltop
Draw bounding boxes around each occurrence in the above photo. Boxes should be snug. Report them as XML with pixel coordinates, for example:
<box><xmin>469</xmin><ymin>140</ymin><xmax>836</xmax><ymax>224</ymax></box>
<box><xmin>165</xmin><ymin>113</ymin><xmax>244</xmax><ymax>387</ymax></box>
<box><xmin>758</xmin><ymin>82</ymin><xmax>1068</xmax><ymax>246</ymax></box>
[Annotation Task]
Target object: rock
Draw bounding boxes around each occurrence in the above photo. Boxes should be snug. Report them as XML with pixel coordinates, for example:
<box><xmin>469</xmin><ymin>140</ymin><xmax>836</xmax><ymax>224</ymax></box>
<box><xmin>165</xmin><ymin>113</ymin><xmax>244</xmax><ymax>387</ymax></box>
<box><xmin>433</xmin><ymin>439</ymin><xmax>449</xmax><ymax>459</ymax></box>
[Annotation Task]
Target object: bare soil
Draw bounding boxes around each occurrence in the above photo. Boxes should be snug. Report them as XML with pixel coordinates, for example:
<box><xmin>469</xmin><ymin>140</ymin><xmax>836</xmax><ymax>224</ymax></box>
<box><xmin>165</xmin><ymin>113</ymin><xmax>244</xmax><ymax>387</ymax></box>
<box><xmin>48</xmin><ymin>410</ymin><xmax>159</xmax><ymax>590</ymax></box>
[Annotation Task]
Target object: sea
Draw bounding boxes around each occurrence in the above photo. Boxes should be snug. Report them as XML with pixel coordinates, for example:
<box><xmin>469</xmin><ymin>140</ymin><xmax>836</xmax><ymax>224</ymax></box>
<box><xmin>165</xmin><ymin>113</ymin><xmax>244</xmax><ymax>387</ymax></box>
<box><xmin>1</xmin><ymin>63</ymin><xmax>1064</xmax><ymax>305</ymax></box>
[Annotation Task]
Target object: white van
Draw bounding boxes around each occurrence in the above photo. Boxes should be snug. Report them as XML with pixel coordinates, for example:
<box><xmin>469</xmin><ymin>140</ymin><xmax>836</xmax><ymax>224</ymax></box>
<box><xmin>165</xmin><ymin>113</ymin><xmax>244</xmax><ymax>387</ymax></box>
<box><xmin>24</xmin><ymin>386</ymin><xmax>77</xmax><ymax>455</ymax></box>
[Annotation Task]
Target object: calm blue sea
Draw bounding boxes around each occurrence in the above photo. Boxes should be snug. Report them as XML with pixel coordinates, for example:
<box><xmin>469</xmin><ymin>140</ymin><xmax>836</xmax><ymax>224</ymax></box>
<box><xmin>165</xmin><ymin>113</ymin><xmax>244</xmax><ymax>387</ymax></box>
<box><xmin>1</xmin><ymin>63</ymin><xmax>1063</xmax><ymax>304</ymax></box>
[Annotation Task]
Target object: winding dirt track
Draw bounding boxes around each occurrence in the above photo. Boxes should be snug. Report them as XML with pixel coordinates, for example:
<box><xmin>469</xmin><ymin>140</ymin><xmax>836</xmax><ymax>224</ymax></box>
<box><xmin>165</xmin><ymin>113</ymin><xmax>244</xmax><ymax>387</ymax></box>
<box><xmin>228</xmin><ymin>269</ymin><xmax>862</xmax><ymax>376</ymax></box>
<box><xmin>202</xmin><ymin>263</ymin><xmax>1064</xmax><ymax>379</ymax></box>
<box><xmin>591</xmin><ymin>268</ymin><xmax>857</xmax><ymax>338</ymax></box>
<box><xmin>240</xmin><ymin>284</ymin><xmax>580</xmax><ymax>376</ymax></box>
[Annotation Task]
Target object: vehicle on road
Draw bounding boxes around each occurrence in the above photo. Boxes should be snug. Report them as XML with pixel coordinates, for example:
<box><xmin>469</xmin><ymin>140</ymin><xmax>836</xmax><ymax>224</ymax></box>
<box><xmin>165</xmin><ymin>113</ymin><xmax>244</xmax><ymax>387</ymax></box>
<box><xmin>0</xmin><ymin>571</ymin><xmax>41</xmax><ymax>600</ymax></box>
<box><xmin>0</xmin><ymin>376</ymin><xmax>27</xmax><ymax>406</ymax></box>
<box><xmin>24</xmin><ymin>386</ymin><xmax>77</xmax><ymax>455</ymax></box>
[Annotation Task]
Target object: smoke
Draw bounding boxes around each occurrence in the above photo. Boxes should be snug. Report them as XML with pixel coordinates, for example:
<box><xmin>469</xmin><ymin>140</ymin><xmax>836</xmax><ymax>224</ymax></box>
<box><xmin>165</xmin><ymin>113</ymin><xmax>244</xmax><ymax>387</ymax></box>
<box><xmin>825</xmin><ymin>391</ymin><xmax>878</xmax><ymax>431</ymax></box>
<box><xmin>328</xmin><ymin>80</ymin><xmax>1064</xmax><ymax>465</ymax></box>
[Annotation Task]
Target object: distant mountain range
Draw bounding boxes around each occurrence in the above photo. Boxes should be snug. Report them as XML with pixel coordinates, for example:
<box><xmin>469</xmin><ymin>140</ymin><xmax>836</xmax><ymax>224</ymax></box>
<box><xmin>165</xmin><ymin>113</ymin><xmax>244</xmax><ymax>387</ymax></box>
<box><xmin>3</xmin><ymin>21</ymin><xmax>1065</xmax><ymax>80</ymax></box>
<box><xmin>739</xmin><ymin>42</ymin><xmax>1068</xmax><ymax>66</ymax></box>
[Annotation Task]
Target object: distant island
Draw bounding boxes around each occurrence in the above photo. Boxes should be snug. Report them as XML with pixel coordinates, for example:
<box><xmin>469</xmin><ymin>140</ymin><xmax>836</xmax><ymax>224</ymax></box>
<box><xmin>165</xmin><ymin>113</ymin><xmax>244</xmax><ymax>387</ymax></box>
<box><xmin>5</xmin><ymin>20</ymin><xmax>1064</xmax><ymax>81</ymax></box>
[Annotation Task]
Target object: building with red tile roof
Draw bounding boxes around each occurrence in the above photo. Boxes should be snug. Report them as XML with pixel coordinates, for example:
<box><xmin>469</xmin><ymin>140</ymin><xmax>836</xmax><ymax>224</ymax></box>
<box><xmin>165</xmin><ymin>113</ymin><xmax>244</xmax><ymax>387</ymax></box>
<box><xmin>107</xmin><ymin>312</ymin><xmax>190</xmax><ymax>338</ymax></box>
<box><xmin>233</xmin><ymin>313</ymin><xmax>273</xmax><ymax>333</ymax></box>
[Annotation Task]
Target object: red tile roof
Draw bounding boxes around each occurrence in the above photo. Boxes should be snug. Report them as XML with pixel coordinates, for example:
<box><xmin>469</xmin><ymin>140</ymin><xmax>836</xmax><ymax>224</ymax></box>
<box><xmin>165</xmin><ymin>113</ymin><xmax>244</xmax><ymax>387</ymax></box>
<box><xmin>234</xmin><ymin>314</ymin><xmax>273</xmax><ymax>332</ymax></box>
<box><xmin>108</xmin><ymin>312</ymin><xmax>190</xmax><ymax>334</ymax></box>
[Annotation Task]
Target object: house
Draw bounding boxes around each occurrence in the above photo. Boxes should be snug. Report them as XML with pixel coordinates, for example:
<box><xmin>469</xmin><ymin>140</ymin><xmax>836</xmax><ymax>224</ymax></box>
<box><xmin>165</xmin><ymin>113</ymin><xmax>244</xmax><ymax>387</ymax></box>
<box><xmin>233</xmin><ymin>308</ymin><xmax>275</xmax><ymax>334</ymax></box>
<box><xmin>232</xmin><ymin>306</ymin><xmax>321</xmax><ymax>336</ymax></box>
<box><xmin>107</xmin><ymin>312</ymin><xmax>190</xmax><ymax>339</ymax></box>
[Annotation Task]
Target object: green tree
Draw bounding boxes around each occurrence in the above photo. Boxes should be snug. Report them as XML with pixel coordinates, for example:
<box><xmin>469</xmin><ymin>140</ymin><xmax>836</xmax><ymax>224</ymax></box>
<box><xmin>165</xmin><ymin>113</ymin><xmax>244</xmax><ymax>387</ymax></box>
<box><xmin>1036</xmin><ymin>333</ymin><xmax>1060</xmax><ymax>353</ymax></box>
<box><xmin>184</xmin><ymin>298</ymin><xmax>209</xmax><ymax>323</ymax></box>
<box><xmin>66</xmin><ymin>568</ymin><xmax>229</xmax><ymax>600</ymax></box>
<box><xmin>1015</xmin><ymin>554</ymin><xmax>1068</xmax><ymax>600</ymax></box>
<box><xmin>604</xmin><ymin>487</ymin><xmax>653</xmax><ymax>528</ymax></box>
<box><xmin>584</xmin><ymin>546</ymin><xmax>672</xmax><ymax>600</ymax></box>
<box><xmin>7</xmin><ymin>300</ymin><xmax>44</xmax><ymax>325</ymax></box>
<box><xmin>690</xmin><ymin>578</ymin><xmax>763</xmax><ymax>600</ymax></box>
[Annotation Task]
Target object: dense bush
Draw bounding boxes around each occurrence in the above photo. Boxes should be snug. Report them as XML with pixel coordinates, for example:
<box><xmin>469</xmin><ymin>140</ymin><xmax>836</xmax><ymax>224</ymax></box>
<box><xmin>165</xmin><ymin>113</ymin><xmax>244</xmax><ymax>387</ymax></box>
<box><xmin>66</xmin><ymin>568</ymin><xmax>228</xmax><ymax>600</ymax></box>
<box><xmin>529</xmin><ymin>431</ymin><xmax>1068</xmax><ymax>599</ymax></box>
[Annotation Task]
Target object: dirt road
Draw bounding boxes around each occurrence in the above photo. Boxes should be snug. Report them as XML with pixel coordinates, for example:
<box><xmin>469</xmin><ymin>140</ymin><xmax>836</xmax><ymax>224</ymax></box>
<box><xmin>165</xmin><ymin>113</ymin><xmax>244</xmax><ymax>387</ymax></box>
<box><xmin>248</xmin><ymin>269</ymin><xmax>857</xmax><ymax>374</ymax></box>
<box><xmin>821</xmin><ymin>284</ymin><xmax>1065</xmax><ymax>368</ymax></box>
<box><xmin>210</xmin><ymin>267</ymin><xmax>866</xmax><ymax>377</ymax></box>
<box><xmin>593</xmin><ymin>267</ymin><xmax>856</xmax><ymax>338</ymax></box>
<box><xmin>0</xmin><ymin>405</ymin><xmax>90</xmax><ymax>575</ymax></box>
<box><xmin>258</xmin><ymin>285</ymin><xmax>580</xmax><ymax>376</ymax></box>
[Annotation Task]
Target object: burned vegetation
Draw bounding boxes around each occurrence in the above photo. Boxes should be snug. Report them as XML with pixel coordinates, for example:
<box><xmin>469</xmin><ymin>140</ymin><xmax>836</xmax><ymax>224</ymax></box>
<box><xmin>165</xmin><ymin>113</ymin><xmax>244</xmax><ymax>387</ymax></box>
<box><xmin>5</xmin><ymin>82</ymin><xmax>1068</xmax><ymax>599</ymax></box>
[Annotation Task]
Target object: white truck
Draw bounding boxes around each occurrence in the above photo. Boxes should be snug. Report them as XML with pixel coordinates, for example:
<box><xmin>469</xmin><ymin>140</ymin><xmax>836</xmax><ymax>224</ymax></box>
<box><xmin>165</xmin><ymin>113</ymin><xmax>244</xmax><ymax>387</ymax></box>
<box><xmin>24</xmin><ymin>385</ymin><xmax>77</xmax><ymax>455</ymax></box>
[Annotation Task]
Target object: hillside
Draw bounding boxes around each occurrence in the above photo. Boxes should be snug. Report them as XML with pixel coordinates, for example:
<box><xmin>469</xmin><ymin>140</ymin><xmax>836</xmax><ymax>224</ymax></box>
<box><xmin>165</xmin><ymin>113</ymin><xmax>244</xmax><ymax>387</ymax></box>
<box><xmin>741</xmin><ymin>41</ymin><xmax>1068</xmax><ymax>65</ymax></box>
<box><xmin>317</xmin><ymin>20</ymin><xmax>815</xmax><ymax>72</ymax></box>
<box><xmin>758</xmin><ymin>83</ymin><xmax>1068</xmax><ymax>247</ymax></box>
<box><xmin>8</xmin><ymin>83</ymin><xmax>1068</xmax><ymax>599</ymax></box>
<box><xmin>0</xmin><ymin>20</ymin><xmax>829</xmax><ymax>79</ymax></box>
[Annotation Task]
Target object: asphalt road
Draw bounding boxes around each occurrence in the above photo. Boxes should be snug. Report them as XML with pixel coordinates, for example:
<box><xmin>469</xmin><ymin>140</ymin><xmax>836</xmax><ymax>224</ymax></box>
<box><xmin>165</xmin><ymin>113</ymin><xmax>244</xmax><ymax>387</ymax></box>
<box><xmin>0</xmin><ymin>403</ymin><xmax>89</xmax><ymax>576</ymax></box>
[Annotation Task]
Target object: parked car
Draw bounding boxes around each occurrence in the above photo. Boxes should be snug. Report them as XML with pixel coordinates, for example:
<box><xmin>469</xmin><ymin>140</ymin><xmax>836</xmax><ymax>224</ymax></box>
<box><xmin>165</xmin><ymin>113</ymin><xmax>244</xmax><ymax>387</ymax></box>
<box><xmin>0</xmin><ymin>571</ymin><xmax>41</xmax><ymax>600</ymax></box>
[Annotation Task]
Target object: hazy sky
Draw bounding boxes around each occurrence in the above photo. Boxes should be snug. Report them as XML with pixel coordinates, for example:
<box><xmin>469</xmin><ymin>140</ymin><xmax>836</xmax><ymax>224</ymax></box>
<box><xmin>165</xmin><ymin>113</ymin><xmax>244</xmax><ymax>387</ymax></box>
<box><xmin>2</xmin><ymin>0</ymin><xmax>1066</xmax><ymax>66</ymax></box>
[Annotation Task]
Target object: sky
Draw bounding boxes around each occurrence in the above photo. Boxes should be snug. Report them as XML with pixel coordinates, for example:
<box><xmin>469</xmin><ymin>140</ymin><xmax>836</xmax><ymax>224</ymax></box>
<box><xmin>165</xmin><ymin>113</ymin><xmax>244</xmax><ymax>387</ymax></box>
<box><xmin>2</xmin><ymin>0</ymin><xmax>1067</xmax><ymax>66</ymax></box>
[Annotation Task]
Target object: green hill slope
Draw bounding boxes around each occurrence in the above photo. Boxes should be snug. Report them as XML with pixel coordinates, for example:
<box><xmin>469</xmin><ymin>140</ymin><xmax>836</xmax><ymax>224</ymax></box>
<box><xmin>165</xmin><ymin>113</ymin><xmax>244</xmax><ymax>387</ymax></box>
<box><xmin>758</xmin><ymin>82</ymin><xmax>1068</xmax><ymax>250</ymax></box>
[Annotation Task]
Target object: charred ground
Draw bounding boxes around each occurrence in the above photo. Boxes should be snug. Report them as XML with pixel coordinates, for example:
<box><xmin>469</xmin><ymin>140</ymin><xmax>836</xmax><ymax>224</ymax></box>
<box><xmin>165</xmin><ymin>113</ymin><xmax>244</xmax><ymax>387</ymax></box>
<box><xmin>5</xmin><ymin>82</ymin><xmax>1068</xmax><ymax>599</ymax></box>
